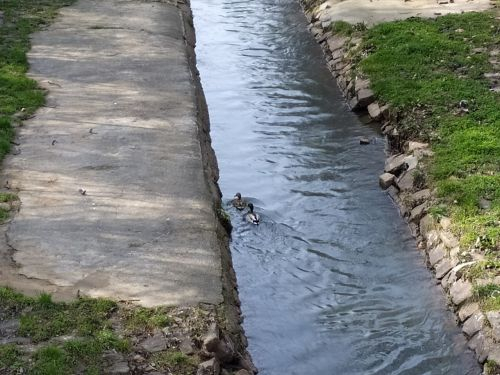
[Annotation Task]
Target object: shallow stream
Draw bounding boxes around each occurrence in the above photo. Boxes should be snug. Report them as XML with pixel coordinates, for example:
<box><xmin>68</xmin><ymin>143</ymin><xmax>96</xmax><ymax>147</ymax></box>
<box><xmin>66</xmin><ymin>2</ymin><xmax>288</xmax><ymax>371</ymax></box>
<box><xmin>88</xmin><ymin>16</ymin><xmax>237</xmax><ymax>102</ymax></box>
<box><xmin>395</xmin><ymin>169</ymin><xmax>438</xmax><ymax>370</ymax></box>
<box><xmin>192</xmin><ymin>0</ymin><xmax>480</xmax><ymax>373</ymax></box>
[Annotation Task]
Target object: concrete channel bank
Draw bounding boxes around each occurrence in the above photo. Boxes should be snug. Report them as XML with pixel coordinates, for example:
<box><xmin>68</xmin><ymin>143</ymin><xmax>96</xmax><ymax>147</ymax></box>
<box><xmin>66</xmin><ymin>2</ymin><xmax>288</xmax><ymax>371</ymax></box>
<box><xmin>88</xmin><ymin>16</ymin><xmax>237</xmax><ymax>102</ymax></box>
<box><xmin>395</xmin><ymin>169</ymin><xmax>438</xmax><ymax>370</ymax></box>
<box><xmin>0</xmin><ymin>0</ymin><xmax>254</xmax><ymax>373</ymax></box>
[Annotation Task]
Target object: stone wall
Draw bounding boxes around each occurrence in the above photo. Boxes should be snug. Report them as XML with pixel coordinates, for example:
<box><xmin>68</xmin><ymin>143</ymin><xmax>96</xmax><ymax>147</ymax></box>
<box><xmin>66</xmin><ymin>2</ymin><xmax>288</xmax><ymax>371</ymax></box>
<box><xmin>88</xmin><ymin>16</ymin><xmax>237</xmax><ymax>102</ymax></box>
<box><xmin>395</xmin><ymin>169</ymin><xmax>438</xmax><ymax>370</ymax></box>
<box><xmin>182</xmin><ymin>1</ymin><xmax>257</xmax><ymax>373</ymax></box>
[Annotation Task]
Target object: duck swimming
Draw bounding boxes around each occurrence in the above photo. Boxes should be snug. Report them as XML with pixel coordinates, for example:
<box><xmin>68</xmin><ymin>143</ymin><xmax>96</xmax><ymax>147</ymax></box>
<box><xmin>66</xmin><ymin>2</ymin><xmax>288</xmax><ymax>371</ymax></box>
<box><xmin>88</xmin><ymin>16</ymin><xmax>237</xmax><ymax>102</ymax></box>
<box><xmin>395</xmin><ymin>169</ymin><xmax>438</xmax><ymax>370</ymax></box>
<box><xmin>246</xmin><ymin>203</ymin><xmax>260</xmax><ymax>225</ymax></box>
<box><xmin>232</xmin><ymin>192</ymin><xmax>247</xmax><ymax>210</ymax></box>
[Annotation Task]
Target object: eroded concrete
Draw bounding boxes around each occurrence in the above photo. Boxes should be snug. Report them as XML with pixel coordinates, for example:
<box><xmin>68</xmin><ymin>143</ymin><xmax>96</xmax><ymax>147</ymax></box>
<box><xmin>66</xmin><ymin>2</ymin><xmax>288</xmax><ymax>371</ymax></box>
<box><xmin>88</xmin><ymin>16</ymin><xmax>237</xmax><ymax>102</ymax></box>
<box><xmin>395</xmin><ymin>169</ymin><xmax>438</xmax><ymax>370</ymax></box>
<box><xmin>314</xmin><ymin>0</ymin><xmax>492</xmax><ymax>26</ymax></box>
<box><xmin>0</xmin><ymin>0</ymin><xmax>222</xmax><ymax>307</ymax></box>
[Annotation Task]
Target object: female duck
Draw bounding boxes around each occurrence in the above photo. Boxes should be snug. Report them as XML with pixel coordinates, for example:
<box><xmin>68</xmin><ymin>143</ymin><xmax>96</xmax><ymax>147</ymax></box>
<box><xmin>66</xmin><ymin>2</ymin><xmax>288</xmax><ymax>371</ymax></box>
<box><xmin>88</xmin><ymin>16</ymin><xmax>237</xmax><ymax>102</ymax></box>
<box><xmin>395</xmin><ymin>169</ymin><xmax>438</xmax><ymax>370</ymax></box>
<box><xmin>232</xmin><ymin>192</ymin><xmax>247</xmax><ymax>210</ymax></box>
<box><xmin>246</xmin><ymin>203</ymin><xmax>260</xmax><ymax>225</ymax></box>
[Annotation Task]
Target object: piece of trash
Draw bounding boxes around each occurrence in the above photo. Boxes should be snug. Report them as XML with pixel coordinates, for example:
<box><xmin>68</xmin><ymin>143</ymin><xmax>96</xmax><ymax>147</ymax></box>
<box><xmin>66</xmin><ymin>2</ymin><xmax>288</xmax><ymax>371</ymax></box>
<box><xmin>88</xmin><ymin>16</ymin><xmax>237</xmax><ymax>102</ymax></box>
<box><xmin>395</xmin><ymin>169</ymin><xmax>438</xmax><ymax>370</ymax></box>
<box><xmin>89</xmin><ymin>128</ymin><xmax>97</xmax><ymax>134</ymax></box>
<box><xmin>359</xmin><ymin>137</ymin><xmax>371</xmax><ymax>145</ymax></box>
<box><xmin>51</xmin><ymin>140</ymin><xmax>57</xmax><ymax>146</ymax></box>
<box><xmin>78</xmin><ymin>188</ymin><xmax>87</xmax><ymax>195</ymax></box>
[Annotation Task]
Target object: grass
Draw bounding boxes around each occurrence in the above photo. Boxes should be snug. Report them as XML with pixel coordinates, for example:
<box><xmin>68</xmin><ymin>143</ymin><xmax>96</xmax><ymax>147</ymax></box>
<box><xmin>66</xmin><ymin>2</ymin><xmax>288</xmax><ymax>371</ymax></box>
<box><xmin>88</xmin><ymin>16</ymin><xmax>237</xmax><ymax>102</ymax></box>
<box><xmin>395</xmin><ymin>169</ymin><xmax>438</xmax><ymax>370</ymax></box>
<box><xmin>0</xmin><ymin>287</ymin><xmax>129</xmax><ymax>374</ymax></box>
<box><xmin>0</xmin><ymin>344</ymin><xmax>25</xmax><ymax>370</ymax></box>
<box><xmin>0</xmin><ymin>0</ymin><xmax>76</xmax><ymax>161</ymax></box>
<box><xmin>350</xmin><ymin>12</ymin><xmax>499</xmax><ymax>250</ymax></box>
<box><xmin>473</xmin><ymin>283</ymin><xmax>500</xmax><ymax>311</ymax></box>
<box><xmin>330</xmin><ymin>20</ymin><xmax>367</xmax><ymax>37</ymax></box>
<box><xmin>150</xmin><ymin>350</ymin><xmax>197</xmax><ymax>374</ymax></box>
<box><xmin>122</xmin><ymin>306</ymin><xmax>173</xmax><ymax>334</ymax></box>
<box><xmin>485</xmin><ymin>360</ymin><xmax>500</xmax><ymax>375</ymax></box>
<box><xmin>0</xmin><ymin>287</ymin><xmax>212</xmax><ymax>374</ymax></box>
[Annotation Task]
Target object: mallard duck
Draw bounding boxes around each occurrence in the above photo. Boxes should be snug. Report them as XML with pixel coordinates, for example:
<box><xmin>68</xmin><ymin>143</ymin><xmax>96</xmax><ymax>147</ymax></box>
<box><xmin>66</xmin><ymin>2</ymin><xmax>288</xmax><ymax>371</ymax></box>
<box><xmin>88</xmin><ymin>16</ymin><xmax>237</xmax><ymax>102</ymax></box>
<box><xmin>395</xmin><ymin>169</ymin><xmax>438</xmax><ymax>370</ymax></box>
<box><xmin>231</xmin><ymin>192</ymin><xmax>247</xmax><ymax>210</ymax></box>
<box><xmin>246</xmin><ymin>203</ymin><xmax>260</xmax><ymax>225</ymax></box>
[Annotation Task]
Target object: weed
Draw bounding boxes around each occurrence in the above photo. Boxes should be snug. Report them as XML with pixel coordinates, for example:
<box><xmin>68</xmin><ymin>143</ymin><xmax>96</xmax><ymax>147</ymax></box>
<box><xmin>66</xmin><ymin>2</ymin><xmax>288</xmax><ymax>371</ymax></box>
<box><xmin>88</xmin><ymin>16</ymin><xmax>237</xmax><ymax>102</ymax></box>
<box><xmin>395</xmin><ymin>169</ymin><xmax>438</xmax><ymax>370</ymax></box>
<box><xmin>31</xmin><ymin>345</ymin><xmax>69</xmax><ymax>375</ymax></box>
<box><xmin>351</xmin><ymin>12</ymin><xmax>499</xmax><ymax>249</ymax></box>
<box><xmin>0</xmin><ymin>0</ymin><xmax>77</xmax><ymax>162</ymax></box>
<box><xmin>123</xmin><ymin>306</ymin><xmax>172</xmax><ymax>333</ymax></box>
<box><xmin>217</xmin><ymin>208</ymin><xmax>232</xmax><ymax>233</ymax></box>
<box><xmin>0</xmin><ymin>344</ymin><xmax>25</xmax><ymax>370</ymax></box>
<box><xmin>150</xmin><ymin>350</ymin><xmax>197</xmax><ymax>374</ymax></box>
<box><xmin>485</xmin><ymin>360</ymin><xmax>500</xmax><ymax>375</ymax></box>
<box><xmin>474</xmin><ymin>283</ymin><xmax>500</xmax><ymax>298</ymax></box>
<box><xmin>0</xmin><ymin>192</ymin><xmax>18</xmax><ymax>202</ymax></box>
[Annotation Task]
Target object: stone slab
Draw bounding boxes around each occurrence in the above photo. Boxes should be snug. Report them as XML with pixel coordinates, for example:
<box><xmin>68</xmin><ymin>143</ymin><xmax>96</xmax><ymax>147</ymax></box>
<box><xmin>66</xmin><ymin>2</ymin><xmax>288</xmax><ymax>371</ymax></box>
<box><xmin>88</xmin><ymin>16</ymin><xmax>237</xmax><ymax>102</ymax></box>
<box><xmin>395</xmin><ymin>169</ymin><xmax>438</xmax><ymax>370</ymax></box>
<box><xmin>0</xmin><ymin>0</ymin><xmax>222</xmax><ymax>307</ymax></box>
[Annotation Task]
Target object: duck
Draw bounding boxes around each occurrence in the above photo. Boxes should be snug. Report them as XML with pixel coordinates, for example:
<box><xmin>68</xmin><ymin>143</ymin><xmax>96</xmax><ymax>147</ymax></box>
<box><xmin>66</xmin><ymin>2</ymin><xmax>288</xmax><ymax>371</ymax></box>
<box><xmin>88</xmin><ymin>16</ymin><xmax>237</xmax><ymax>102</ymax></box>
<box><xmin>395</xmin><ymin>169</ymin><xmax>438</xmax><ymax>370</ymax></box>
<box><xmin>231</xmin><ymin>192</ymin><xmax>247</xmax><ymax>210</ymax></box>
<box><xmin>246</xmin><ymin>203</ymin><xmax>260</xmax><ymax>225</ymax></box>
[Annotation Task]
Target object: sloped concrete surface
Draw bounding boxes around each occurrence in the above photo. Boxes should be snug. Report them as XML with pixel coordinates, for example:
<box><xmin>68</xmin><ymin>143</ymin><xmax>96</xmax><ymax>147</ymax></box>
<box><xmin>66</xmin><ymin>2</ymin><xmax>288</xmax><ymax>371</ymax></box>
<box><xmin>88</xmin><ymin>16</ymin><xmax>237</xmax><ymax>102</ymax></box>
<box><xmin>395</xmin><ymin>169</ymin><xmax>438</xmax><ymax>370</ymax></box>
<box><xmin>315</xmin><ymin>0</ymin><xmax>492</xmax><ymax>26</ymax></box>
<box><xmin>0</xmin><ymin>0</ymin><xmax>222</xmax><ymax>307</ymax></box>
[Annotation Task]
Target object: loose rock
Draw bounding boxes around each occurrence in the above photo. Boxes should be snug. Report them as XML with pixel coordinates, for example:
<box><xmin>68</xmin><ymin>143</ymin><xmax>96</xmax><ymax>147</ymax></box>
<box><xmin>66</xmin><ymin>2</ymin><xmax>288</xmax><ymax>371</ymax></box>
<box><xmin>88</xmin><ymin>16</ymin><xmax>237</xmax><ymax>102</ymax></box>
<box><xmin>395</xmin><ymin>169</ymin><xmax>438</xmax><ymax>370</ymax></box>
<box><xmin>140</xmin><ymin>331</ymin><xmax>167</xmax><ymax>353</ymax></box>
<box><xmin>450</xmin><ymin>279</ymin><xmax>473</xmax><ymax>306</ymax></box>
<box><xmin>409</xmin><ymin>202</ymin><xmax>427</xmax><ymax>223</ymax></box>
<box><xmin>419</xmin><ymin>215</ymin><xmax>434</xmax><ymax>238</ymax></box>
<box><xmin>407</xmin><ymin>141</ymin><xmax>429</xmax><ymax>152</ymax></box>
<box><xmin>435</xmin><ymin>259</ymin><xmax>453</xmax><ymax>280</ymax></box>
<box><xmin>395</xmin><ymin>170</ymin><xmax>415</xmax><ymax>192</ymax></box>
<box><xmin>356</xmin><ymin>88</ymin><xmax>375</xmax><ymax>109</ymax></box>
<box><xmin>411</xmin><ymin>189</ymin><xmax>431</xmax><ymax>207</ymax></box>
<box><xmin>486</xmin><ymin>311</ymin><xmax>500</xmax><ymax>341</ymax></box>
<box><xmin>439</xmin><ymin>231</ymin><xmax>459</xmax><ymax>249</ymax></box>
<box><xmin>384</xmin><ymin>154</ymin><xmax>407</xmax><ymax>175</ymax></box>
<box><xmin>379</xmin><ymin>173</ymin><xmax>395</xmax><ymax>190</ymax></box>
<box><xmin>428</xmin><ymin>244</ymin><xmax>446</xmax><ymax>267</ymax></box>
<box><xmin>462</xmin><ymin>312</ymin><xmax>485</xmax><ymax>337</ymax></box>
<box><xmin>367</xmin><ymin>102</ymin><xmax>382</xmax><ymax>120</ymax></box>
<box><xmin>458</xmin><ymin>302</ymin><xmax>479</xmax><ymax>322</ymax></box>
<box><xmin>359</xmin><ymin>137</ymin><xmax>371</xmax><ymax>145</ymax></box>
<box><xmin>197</xmin><ymin>358</ymin><xmax>220</xmax><ymax>375</ymax></box>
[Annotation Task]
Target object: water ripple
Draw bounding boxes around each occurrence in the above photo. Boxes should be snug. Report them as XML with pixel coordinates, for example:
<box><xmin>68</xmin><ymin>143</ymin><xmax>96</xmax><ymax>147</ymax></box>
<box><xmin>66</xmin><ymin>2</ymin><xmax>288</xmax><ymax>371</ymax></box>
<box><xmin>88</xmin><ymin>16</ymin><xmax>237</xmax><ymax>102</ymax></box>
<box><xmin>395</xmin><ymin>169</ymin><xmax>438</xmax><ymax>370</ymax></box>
<box><xmin>193</xmin><ymin>0</ymin><xmax>480</xmax><ymax>374</ymax></box>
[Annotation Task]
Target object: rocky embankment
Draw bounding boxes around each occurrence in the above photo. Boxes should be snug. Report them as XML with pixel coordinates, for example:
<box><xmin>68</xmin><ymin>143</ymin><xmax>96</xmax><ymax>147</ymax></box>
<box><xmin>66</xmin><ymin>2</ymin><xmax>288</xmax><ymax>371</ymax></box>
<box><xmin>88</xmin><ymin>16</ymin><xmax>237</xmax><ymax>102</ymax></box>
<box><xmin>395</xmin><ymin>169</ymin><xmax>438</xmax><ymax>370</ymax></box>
<box><xmin>300</xmin><ymin>0</ymin><xmax>500</xmax><ymax>370</ymax></box>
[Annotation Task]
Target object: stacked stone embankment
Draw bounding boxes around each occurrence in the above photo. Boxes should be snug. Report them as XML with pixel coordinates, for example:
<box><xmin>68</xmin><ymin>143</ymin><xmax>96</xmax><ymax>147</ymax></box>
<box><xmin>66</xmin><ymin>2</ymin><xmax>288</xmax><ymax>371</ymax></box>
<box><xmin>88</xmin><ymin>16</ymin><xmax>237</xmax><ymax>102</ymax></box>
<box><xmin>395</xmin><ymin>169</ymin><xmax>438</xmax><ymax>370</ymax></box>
<box><xmin>300</xmin><ymin>0</ymin><xmax>500</xmax><ymax>369</ymax></box>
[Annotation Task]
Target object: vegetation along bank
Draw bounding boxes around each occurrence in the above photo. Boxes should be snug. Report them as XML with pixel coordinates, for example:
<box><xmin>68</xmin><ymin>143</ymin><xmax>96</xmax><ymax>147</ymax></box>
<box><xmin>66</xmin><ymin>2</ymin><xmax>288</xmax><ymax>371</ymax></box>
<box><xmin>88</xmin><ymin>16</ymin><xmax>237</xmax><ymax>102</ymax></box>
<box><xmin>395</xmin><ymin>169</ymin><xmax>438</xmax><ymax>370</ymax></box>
<box><xmin>300</xmin><ymin>0</ymin><xmax>500</xmax><ymax>372</ymax></box>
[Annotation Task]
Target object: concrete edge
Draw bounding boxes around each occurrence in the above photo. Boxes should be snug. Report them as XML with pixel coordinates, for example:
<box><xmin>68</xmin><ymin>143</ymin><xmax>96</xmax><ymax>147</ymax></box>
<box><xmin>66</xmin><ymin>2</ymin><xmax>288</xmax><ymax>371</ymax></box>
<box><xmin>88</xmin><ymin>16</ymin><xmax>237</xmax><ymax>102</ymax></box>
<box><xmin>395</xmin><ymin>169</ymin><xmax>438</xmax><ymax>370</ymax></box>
<box><xmin>178</xmin><ymin>1</ymin><xmax>257</xmax><ymax>372</ymax></box>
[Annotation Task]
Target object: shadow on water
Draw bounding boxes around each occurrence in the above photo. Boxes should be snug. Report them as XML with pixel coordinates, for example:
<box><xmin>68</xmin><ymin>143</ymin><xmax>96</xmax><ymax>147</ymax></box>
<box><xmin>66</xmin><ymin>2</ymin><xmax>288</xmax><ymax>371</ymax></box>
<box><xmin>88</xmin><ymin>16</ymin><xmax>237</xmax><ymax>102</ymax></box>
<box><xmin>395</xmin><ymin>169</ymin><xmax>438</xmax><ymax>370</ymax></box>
<box><xmin>192</xmin><ymin>0</ymin><xmax>481</xmax><ymax>373</ymax></box>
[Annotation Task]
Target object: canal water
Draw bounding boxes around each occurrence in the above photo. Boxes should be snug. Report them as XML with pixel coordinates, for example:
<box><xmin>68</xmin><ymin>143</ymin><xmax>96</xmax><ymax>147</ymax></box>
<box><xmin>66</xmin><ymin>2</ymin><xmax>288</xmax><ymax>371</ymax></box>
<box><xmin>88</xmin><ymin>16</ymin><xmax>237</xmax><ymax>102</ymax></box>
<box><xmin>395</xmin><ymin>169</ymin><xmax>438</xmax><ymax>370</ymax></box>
<box><xmin>191</xmin><ymin>0</ymin><xmax>480</xmax><ymax>374</ymax></box>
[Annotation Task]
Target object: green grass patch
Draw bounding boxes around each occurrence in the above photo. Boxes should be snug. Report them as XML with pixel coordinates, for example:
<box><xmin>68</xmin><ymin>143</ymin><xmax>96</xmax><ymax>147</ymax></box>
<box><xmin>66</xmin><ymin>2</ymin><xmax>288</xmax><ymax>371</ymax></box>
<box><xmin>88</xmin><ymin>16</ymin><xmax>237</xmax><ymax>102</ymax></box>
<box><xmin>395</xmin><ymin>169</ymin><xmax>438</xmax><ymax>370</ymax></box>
<box><xmin>473</xmin><ymin>283</ymin><xmax>500</xmax><ymax>310</ymax></box>
<box><xmin>485</xmin><ymin>360</ymin><xmax>500</xmax><ymax>375</ymax></box>
<box><xmin>150</xmin><ymin>350</ymin><xmax>197</xmax><ymax>374</ymax></box>
<box><xmin>330</xmin><ymin>20</ymin><xmax>366</xmax><ymax>36</ymax></box>
<box><xmin>0</xmin><ymin>287</ymin><xmax>117</xmax><ymax>342</ymax></box>
<box><xmin>0</xmin><ymin>344</ymin><xmax>26</xmax><ymax>370</ymax></box>
<box><xmin>0</xmin><ymin>0</ymin><xmax>76</xmax><ymax>161</ymax></box>
<box><xmin>122</xmin><ymin>306</ymin><xmax>173</xmax><ymax>334</ymax></box>
<box><xmin>352</xmin><ymin>12</ymin><xmax>499</xmax><ymax>250</ymax></box>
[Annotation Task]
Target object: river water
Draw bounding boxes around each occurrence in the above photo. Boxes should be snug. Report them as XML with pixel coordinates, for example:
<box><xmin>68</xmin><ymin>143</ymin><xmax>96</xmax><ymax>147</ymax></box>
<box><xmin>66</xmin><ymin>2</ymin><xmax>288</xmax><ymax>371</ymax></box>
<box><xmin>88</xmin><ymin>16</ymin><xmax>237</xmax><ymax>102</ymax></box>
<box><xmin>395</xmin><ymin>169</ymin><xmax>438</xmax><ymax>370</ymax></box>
<box><xmin>191</xmin><ymin>0</ymin><xmax>480</xmax><ymax>374</ymax></box>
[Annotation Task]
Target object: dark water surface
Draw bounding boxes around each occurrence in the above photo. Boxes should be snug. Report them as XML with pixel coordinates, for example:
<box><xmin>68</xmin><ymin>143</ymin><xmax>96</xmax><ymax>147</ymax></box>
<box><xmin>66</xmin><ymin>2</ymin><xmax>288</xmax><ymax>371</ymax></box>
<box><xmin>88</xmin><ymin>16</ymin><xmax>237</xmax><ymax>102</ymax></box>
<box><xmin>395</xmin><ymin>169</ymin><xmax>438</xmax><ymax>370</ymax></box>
<box><xmin>191</xmin><ymin>1</ymin><xmax>480</xmax><ymax>374</ymax></box>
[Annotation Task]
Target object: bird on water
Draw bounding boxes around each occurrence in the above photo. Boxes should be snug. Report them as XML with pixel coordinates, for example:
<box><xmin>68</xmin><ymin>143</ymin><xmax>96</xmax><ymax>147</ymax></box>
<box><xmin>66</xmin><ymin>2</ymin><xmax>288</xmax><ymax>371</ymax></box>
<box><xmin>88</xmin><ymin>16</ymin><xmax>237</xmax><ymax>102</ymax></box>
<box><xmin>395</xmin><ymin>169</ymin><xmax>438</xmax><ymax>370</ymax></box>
<box><xmin>232</xmin><ymin>192</ymin><xmax>247</xmax><ymax>210</ymax></box>
<box><xmin>246</xmin><ymin>203</ymin><xmax>260</xmax><ymax>225</ymax></box>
